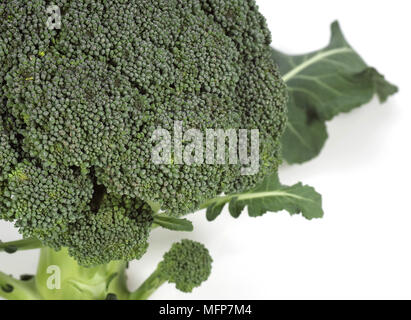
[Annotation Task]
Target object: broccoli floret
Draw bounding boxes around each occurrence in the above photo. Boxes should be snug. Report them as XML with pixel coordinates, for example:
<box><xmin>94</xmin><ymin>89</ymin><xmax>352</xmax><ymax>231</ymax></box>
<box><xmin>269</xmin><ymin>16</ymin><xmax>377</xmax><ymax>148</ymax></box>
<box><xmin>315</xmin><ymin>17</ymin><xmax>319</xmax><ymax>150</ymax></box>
<box><xmin>66</xmin><ymin>195</ymin><xmax>154</xmax><ymax>266</ymax></box>
<box><xmin>159</xmin><ymin>239</ymin><xmax>213</xmax><ymax>293</ymax></box>
<box><xmin>0</xmin><ymin>0</ymin><xmax>287</xmax><ymax>264</ymax></box>
<box><xmin>0</xmin><ymin>116</ymin><xmax>19</xmax><ymax>216</ymax></box>
<box><xmin>2</xmin><ymin>161</ymin><xmax>94</xmax><ymax>245</ymax></box>
<box><xmin>130</xmin><ymin>240</ymin><xmax>213</xmax><ymax>299</ymax></box>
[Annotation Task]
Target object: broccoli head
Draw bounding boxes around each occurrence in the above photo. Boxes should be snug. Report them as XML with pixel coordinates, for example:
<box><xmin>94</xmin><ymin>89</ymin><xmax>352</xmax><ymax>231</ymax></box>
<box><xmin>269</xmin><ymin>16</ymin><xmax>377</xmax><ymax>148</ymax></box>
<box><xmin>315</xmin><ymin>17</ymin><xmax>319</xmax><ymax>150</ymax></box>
<box><xmin>0</xmin><ymin>0</ymin><xmax>287</xmax><ymax>265</ymax></box>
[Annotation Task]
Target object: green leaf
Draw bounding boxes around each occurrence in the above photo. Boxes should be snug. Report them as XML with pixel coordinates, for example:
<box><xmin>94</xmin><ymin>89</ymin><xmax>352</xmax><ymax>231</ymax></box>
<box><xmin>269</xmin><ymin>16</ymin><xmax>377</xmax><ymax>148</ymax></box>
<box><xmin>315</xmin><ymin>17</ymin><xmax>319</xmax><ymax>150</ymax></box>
<box><xmin>204</xmin><ymin>173</ymin><xmax>323</xmax><ymax>221</ymax></box>
<box><xmin>272</xmin><ymin>21</ymin><xmax>398</xmax><ymax>164</ymax></box>
<box><xmin>281</xmin><ymin>97</ymin><xmax>329</xmax><ymax>164</ymax></box>
<box><xmin>153</xmin><ymin>215</ymin><xmax>194</xmax><ymax>232</ymax></box>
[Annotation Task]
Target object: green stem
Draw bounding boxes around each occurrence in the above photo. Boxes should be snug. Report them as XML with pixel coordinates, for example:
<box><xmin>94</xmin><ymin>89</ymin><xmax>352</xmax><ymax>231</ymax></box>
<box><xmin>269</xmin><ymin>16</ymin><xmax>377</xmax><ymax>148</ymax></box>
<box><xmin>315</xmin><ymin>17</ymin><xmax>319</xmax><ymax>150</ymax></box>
<box><xmin>0</xmin><ymin>271</ymin><xmax>41</xmax><ymax>300</ymax></box>
<box><xmin>147</xmin><ymin>200</ymin><xmax>162</xmax><ymax>214</ymax></box>
<box><xmin>129</xmin><ymin>268</ymin><xmax>165</xmax><ymax>300</ymax></box>
<box><xmin>35</xmin><ymin>247</ymin><xmax>130</xmax><ymax>300</ymax></box>
<box><xmin>0</xmin><ymin>237</ymin><xmax>43</xmax><ymax>253</ymax></box>
<box><xmin>199</xmin><ymin>194</ymin><xmax>232</xmax><ymax>210</ymax></box>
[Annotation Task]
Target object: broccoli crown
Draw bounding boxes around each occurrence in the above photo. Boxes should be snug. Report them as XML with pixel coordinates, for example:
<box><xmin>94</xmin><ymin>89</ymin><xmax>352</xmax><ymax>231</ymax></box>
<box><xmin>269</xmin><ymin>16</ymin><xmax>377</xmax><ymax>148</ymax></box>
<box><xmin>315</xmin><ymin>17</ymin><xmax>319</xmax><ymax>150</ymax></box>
<box><xmin>0</xmin><ymin>0</ymin><xmax>287</xmax><ymax>264</ymax></box>
<box><xmin>159</xmin><ymin>239</ymin><xmax>212</xmax><ymax>293</ymax></box>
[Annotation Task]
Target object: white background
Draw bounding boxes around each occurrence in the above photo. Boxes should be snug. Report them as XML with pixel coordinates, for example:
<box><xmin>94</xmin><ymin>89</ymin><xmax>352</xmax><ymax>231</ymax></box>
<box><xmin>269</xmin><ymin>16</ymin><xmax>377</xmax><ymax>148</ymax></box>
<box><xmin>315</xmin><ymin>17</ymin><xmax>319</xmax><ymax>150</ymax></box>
<box><xmin>1</xmin><ymin>0</ymin><xmax>410</xmax><ymax>300</ymax></box>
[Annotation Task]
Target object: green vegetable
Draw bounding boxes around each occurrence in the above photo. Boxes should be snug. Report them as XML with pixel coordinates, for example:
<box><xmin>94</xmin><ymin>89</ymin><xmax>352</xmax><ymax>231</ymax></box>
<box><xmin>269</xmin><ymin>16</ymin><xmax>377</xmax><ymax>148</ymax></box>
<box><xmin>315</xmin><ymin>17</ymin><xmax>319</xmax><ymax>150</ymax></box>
<box><xmin>34</xmin><ymin>247</ymin><xmax>129</xmax><ymax>300</ymax></box>
<box><xmin>0</xmin><ymin>0</ymin><xmax>397</xmax><ymax>300</ymax></box>
<box><xmin>0</xmin><ymin>0</ymin><xmax>287</xmax><ymax>265</ymax></box>
<box><xmin>130</xmin><ymin>240</ymin><xmax>212</xmax><ymax>300</ymax></box>
<box><xmin>0</xmin><ymin>239</ymin><xmax>210</xmax><ymax>300</ymax></box>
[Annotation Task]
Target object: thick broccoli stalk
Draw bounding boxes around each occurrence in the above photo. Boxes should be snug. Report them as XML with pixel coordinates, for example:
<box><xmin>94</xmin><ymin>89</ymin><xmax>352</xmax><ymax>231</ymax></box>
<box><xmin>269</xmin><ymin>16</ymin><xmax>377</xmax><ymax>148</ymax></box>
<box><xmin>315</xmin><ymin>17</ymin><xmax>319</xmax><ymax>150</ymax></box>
<box><xmin>130</xmin><ymin>240</ymin><xmax>213</xmax><ymax>300</ymax></box>
<box><xmin>0</xmin><ymin>239</ymin><xmax>211</xmax><ymax>300</ymax></box>
<box><xmin>35</xmin><ymin>247</ymin><xmax>129</xmax><ymax>300</ymax></box>
<box><xmin>0</xmin><ymin>238</ymin><xmax>128</xmax><ymax>300</ymax></box>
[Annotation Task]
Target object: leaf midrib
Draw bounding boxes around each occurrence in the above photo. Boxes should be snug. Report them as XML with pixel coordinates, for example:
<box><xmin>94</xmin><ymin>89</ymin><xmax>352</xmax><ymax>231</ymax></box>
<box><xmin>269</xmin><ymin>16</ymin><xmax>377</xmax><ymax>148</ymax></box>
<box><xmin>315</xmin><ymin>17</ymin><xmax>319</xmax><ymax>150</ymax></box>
<box><xmin>236</xmin><ymin>190</ymin><xmax>314</xmax><ymax>203</ymax></box>
<box><xmin>203</xmin><ymin>190</ymin><xmax>315</xmax><ymax>208</ymax></box>
<box><xmin>282</xmin><ymin>47</ymin><xmax>354</xmax><ymax>83</ymax></box>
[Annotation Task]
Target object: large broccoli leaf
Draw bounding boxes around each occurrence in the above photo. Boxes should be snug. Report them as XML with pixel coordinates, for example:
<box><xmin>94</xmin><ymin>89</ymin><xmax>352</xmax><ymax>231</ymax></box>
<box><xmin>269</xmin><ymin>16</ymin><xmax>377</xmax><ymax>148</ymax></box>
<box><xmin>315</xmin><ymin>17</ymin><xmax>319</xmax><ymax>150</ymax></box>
<box><xmin>273</xmin><ymin>21</ymin><xmax>398</xmax><ymax>164</ymax></box>
<box><xmin>203</xmin><ymin>173</ymin><xmax>323</xmax><ymax>221</ymax></box>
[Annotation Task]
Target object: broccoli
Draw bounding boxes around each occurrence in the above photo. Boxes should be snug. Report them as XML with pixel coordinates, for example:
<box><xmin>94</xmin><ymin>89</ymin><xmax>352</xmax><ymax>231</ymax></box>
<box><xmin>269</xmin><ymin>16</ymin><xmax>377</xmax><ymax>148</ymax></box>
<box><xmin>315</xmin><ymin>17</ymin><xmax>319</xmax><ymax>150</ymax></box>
<box><xmin>0</xmin><ymin>0</ymin><xmax>397</xmax><ymax>301</ymax></box>
<box><xmin>0</xmin><ymin>239</ymin><xmax>211</xmax><ymax>300</ymax></box>
<box><xmin>130</xmin><ymin>240</ymin><xmax>213</xmax><ymax>300</ymax></box>
<box><xmin>0</xmin><ymin>0</ymin><xmax>287</xmax><ymax>265</ymax></box>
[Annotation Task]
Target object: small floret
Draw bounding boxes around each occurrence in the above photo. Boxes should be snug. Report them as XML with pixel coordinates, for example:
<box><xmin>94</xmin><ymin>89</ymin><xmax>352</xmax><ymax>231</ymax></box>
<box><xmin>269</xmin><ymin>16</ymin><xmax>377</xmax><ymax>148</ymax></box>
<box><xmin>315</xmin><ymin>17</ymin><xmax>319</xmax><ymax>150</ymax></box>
<box><xmin>159</xmin><ymin>239</ymin><xmax>213</xmax><ymax>293</ymax></box>
<box><xmin>130</xmin><ymin>240</ymin><xmax>212</xmax><ymax>299</ymax></box>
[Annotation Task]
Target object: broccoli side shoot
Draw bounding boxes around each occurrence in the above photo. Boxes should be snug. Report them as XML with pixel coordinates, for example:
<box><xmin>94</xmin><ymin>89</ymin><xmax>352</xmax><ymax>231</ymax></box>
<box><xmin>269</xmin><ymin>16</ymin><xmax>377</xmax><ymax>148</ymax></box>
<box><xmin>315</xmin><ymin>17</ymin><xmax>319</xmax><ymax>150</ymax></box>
<box><xmin>130</xmin><ymin>240</ymin><xmax>213</xmax><ymax>300</ymax></box>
